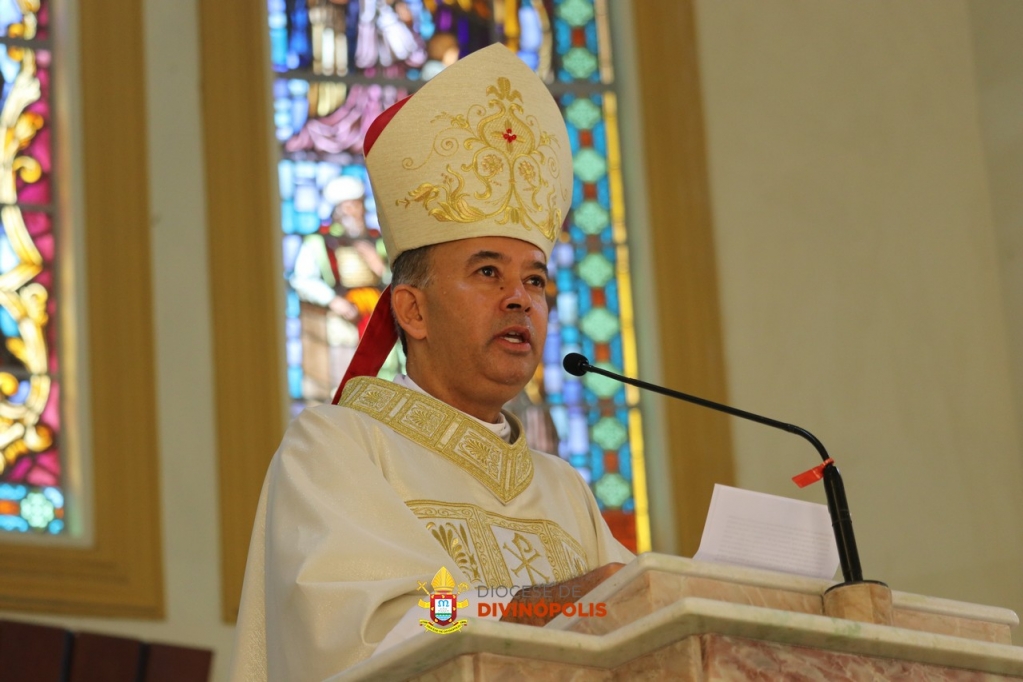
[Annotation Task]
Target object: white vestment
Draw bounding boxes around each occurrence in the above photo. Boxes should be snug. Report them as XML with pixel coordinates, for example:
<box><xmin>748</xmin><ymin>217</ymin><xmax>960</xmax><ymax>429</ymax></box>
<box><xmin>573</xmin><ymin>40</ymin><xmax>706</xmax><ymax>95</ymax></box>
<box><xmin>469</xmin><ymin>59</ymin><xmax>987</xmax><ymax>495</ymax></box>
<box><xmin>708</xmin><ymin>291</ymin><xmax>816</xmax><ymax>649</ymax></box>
<box><xmin>229</xmin><ymin>376</ymin><xmax>633</xmax><ymax>681</ymax></box>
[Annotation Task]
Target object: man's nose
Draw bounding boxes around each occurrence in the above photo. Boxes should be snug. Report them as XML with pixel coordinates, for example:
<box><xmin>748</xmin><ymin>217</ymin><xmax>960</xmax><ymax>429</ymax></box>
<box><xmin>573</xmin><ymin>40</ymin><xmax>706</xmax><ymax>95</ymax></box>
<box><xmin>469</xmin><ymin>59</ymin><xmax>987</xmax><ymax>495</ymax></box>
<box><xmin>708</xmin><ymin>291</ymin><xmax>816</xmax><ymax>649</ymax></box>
<box><xmin>502</xmin><ymin>281</ymin><xmax>531</xmax><ymax>311</ymax></box>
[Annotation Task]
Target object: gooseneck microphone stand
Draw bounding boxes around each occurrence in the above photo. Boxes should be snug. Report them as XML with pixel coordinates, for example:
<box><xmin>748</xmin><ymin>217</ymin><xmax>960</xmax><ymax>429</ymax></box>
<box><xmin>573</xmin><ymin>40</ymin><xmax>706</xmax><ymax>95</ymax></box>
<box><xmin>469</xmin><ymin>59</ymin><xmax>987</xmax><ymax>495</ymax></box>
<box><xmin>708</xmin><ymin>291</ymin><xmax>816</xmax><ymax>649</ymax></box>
<box><xmin>563</xmin><ymin>352</ymin><xmax>874</xmax><ymax>587</ymax></box>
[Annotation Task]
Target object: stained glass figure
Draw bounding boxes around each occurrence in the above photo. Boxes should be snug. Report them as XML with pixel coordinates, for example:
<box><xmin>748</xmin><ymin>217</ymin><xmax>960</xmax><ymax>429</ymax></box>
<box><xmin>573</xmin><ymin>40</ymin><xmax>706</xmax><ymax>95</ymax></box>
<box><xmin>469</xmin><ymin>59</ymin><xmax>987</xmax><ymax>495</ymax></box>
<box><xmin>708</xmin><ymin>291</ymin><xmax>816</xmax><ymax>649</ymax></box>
<box><xmin>267</xmin><ymin>0</ymin><xmax>647</xmax><ymax>552</ymax></box>
<box><xmin>0</xmin><ymin>0</ymin><xmax>64</xmax><ymax>536</ymax></box>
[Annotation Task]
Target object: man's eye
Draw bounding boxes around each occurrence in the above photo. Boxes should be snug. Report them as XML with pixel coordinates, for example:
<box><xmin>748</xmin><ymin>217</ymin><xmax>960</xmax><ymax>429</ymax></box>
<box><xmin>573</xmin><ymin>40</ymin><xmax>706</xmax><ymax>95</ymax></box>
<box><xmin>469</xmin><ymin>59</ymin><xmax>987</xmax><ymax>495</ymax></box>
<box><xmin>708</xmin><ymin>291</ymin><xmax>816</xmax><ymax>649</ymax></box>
<box><xmin>480</xmin><ymin>266</ymin><xmax>497</xmax><ymax>277</ymax></box>
<box><xmin>528</xmin><ymin>276</ymin><xmax>547</xmax><ymax>288</ymax></box>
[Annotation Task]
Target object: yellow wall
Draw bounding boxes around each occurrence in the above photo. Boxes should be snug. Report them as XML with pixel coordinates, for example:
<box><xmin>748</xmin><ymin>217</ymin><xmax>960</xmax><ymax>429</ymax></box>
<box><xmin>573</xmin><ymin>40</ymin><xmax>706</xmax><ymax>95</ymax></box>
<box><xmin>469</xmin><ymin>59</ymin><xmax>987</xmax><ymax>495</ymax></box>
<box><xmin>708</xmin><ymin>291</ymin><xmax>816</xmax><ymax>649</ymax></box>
<box><xmin>2</xmin><ymin>2</ymin><xmax>1022</xmax><ymax>680</ymax></box>
<box><xmin>694</xmin><ymin>0</ymin><xmax>1023</xmax><ymax>618</ymax></box>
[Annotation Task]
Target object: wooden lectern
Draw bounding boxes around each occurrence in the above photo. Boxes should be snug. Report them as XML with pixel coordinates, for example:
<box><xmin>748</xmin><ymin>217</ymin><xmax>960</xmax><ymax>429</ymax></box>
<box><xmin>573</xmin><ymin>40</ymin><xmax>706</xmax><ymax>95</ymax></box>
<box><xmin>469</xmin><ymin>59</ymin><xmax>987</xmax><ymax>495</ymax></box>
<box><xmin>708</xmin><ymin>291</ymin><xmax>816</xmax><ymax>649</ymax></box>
<box><xmin>331</xmin><ymin>553</ymin><xmax>1023</xmax><ymax>681</ymax></box>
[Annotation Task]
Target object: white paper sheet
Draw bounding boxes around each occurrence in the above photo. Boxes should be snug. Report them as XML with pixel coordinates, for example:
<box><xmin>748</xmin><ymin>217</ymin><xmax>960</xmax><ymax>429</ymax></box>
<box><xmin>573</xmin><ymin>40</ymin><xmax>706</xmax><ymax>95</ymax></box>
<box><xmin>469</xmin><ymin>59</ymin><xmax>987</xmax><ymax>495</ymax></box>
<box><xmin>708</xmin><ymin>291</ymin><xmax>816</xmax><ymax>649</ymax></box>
<box><xmin>694</xmin><ymin>484</ymin><xmax>840</xmax><ymax>580</ymax></box>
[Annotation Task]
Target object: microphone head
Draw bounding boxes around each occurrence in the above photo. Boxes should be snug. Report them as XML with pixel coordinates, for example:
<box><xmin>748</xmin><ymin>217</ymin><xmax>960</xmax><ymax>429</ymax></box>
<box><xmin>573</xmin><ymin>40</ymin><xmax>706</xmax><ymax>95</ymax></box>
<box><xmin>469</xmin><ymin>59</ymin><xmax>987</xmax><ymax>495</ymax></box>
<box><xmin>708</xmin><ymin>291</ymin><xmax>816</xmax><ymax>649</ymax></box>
<box><xmin>563</xmin><ymin>353</ymin><xmax>591</xmax><ymax>377</ymax></box>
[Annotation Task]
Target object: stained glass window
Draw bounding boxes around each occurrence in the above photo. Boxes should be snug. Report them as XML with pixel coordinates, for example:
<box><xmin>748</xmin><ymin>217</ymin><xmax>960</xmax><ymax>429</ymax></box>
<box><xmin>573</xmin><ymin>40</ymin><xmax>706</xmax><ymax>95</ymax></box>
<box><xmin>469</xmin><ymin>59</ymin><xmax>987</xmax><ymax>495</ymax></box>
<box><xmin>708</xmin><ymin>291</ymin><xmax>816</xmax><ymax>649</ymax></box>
<box><xmin>268</xmin><ymin>0</ymin><xmax>647</xmax><ymax>553</ymax></box>
<box><xmin>0</xmin><ymin>0</ymin><xmax>65</xmax><ymax>535</ymax></box>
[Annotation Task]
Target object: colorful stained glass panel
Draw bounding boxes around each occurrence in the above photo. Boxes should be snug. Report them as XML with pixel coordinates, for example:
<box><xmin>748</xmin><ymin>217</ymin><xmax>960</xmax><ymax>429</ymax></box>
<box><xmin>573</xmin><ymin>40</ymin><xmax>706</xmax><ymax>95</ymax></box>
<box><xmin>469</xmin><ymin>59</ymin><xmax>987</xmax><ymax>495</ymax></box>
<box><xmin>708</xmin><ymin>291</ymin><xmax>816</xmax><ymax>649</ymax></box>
<box><xmin>0</xmin><ymin>0</ymin><xmax>63</xmax><ymax>536</ymax></box>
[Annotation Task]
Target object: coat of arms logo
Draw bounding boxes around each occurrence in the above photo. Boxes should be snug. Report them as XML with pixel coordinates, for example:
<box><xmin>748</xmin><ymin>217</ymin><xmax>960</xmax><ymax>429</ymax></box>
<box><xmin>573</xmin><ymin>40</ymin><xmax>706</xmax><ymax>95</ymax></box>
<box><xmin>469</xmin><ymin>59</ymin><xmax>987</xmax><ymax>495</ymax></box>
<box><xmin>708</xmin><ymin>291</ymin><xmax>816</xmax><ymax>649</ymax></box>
<box><xmin>417</xmin><ymin>566</ymin><xmax>470</xmax><ymax>634</ymax></box>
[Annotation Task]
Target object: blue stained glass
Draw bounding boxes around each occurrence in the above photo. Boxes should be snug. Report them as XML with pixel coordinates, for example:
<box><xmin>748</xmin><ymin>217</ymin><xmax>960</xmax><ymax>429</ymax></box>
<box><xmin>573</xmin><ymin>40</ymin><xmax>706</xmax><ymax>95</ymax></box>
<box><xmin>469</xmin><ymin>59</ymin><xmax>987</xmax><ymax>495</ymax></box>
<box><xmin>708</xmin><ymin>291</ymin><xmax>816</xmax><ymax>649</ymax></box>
<box><xmin>416</xmin><ymin>0</ymin><xmax>435</xmax><ymax>41</ymax></box>
<box><xmin>10</xmin><ymin>380</ymin><xmax>29</xmax><ymax>404</ymax></box>
<box><xmin>0</xmin><ymin>483</ymin><xmax>26</xmax><ymax>500</ymax></box>
<box><xmin>313</xmin><ymin>163</ymin><xmax>335</xmax><ymax>188</ymax></box>
<box><xmin>0</xmin><ymin>305</ymin><xmax>17</xmax><ymax>337</ymax></box>
<box><xmin>288</xmin><ymin>366</ymin><xmax>303</xmax><ymax>399</ymax></box>
<box><xmin>517</xmin><ymin>52</ymin><xmax>539</xmax><ymax>72</ymax></box>
<box><xmin>592</xmin><ymin>121</ymin><xmax>607</xmax><ymax>155</ymax></box>
<box><xmin>286</xmin><ymin>338</ymin><xmax>302</xmax><ymax>366</ymax></box>
<box><xmin>566</xmin><ymin>126</ymin><xmax>580</xmax><ymax>152</ymax></box>
<box><xmin>294</xmin><ymin>159</ymin><xmax>315</xmax><ymax>180</ymax></box>
<box><xmin>519</xmin><ymin>2</ymin><xmax>544</xmax><ymax>54</ymax></box>
<box><xmin>555</xmin><ymin>268</ymin><xmax>575</xmax><ymax>296</ymax></box>
<box><xmin>280</xmin><ymin>200</ymin><xmax>296</xmax><ymax>234</ymax></box>
<box><xmin>606</xmin><ymin>280</ymin><xmax>620</xmax><ymax>313</ymax></box>
<box><xmin>576</xmin><ymin>286</ymin><xmax>591</xmax><ymax>316</ymax></box>
<box><xmin>561</xmin><ymin>324</ymin><xmax>580</xmax><ymax>346</ymax></box>
<box><xmin>268</xmin><ymin>0</ymin><xmax>288</xmax><ymax>69</ymax></box>
<box><xmin>552</xmin><ymin>20</ymin><xmax>571</xmax><ymax>57</ymax></box>
<box><xmin>618</xmin><ymin>442</ymin><xmax>633</xmax><ymax>479</ymax></box>
<box><xmin>550</xmin><ymin>405</ymin><xmax>568</xmax><ymax>440</ymax></box>
<box><xmin>553</xmin><ymin>242</ymin><xmax>574</xmax><ymax>267</ymax></box>
<box><xmin>557</xmin><ymin>291</ymin><xmax>578</xmax><ymax>325</ymax></box>
<box><xmin>293</xmin><ymin>183</ymin><xmax>318</xmax><ymax>213</ymax></box>
<box><xmin>0</xmin><ymin>516</ymin><xmax>28</xmax><ymax>532</ymax></box>
<box><xmin>285</xmin><ymin>316</ymin><xmax>302</xmax><ymax>340</ymax></box>
<box><xmin>569</xmin><ymin>411</ymin><xmax>588</xmax><ymax>456</ymax></box>
<box><xmin>285</xmin><ymin>289</ymin><xmax>300</xmax><ymax>318</ymax></box>
<box><xmin>542</xmin><ymin>331</ymin><xmax>561</xmax><ymax>366</ymax></box>
<box><xmin>0</xmin><ymin>0</ymin><xmax>24</xmax><ymax>30</ymax></box>
<box><xmin>597</xmin><ymin>178</ymin><xmax>610</xmax><ymax>207</ymax></box>
<box><xmin>282</xmin><ymin>234</ymin><xmax>302</xmax><ymax>273</ymax></box>
<box><xmin>287</xmin><ymin>1</ymin><xmax>311</xmax><ymax>71</ymax></box>
<box><xmin>589</xmin><ymin>443</ymin><xmax>604</xmax><ymax>479</ymax></box>
<box><xmin>563</xmin><ymin>377</ymin><xmax>583</xmax><ymax>406</ymax></box>
<box><xmin>278</xmin><ymin>159</ymin><xmax>295</xmax><ymax>198</ymax></box>
<box><xmin>544</xmin><ymin>362</ymin><xmax>564</xmax><ymax>399</ymax></box>
<box><xmin>0</xmin><ymin>232</ymin><xmax>18</xmax><ymax>270</ymax></box>
<box><xmin>48</xmin><ymin>519</ymin><xmax>63</xmax><ymax>534</ymax></box>
<box><xmin>295</xmin><ymin>211</ymin><xmax>320</xmax><ymax>235</ymax></box>
<box><xmin>610</xmin><ymin>339</ymin><xmax>624</xmax><ymax>369</ymax></box>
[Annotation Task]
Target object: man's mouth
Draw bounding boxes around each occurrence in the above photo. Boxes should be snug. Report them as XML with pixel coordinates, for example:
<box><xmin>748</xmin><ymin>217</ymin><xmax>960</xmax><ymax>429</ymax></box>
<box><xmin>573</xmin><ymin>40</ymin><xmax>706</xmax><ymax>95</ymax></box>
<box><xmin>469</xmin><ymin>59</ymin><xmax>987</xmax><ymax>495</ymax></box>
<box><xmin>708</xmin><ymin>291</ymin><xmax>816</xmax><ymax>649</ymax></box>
<box><xmin>496</xmin><ymin>327</ymin><xmax>531</xmax><ymax>346</ymax></box>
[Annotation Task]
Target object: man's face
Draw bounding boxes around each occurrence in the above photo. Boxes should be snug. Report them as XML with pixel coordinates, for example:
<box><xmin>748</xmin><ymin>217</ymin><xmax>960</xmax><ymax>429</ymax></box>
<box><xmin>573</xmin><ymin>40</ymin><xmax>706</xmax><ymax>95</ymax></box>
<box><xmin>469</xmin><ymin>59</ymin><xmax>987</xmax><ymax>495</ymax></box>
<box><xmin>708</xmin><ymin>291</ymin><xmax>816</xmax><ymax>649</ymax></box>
<box><xmin>413</xmin><ymin>236</ymin><xmax>549</xmax><ymax>416</ymax></box>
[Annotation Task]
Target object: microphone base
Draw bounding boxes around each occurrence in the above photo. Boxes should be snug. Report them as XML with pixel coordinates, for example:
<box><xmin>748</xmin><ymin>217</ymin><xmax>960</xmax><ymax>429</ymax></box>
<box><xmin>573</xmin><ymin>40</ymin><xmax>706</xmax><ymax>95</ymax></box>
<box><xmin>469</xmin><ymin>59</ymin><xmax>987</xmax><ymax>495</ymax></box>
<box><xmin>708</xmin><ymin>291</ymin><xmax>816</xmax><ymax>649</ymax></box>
<box><xmin>823</xmin><ymin>580</ymin><xmax>892</xmax><ymax>626</ymax></box>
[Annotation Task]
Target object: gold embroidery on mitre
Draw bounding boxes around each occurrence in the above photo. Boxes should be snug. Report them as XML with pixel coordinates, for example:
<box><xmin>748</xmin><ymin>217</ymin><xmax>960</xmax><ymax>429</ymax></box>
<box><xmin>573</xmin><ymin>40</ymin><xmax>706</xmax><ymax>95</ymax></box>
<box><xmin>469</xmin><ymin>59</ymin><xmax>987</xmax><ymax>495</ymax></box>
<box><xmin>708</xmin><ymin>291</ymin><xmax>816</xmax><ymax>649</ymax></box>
<box><xmin>398</xmin><ymin>76</ymin><xmax>566</xmax><ymax>242</ymax></box>
<box><xmin>339</xmin><ymin>376</ymin><xmax>534</xmax><ymax>503</ymax></box>
<box><xmin>407</xmin><ymin>500</ymin><xmax>591</xmax><ymax>587</ymax></box>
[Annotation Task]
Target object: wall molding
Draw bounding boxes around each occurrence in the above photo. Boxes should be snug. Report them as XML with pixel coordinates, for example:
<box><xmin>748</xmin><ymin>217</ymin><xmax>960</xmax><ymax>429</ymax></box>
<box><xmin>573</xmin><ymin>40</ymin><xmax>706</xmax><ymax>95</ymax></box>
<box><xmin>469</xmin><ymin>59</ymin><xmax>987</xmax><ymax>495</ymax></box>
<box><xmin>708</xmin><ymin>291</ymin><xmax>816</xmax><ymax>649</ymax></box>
<box><xmin>197</xmin><ymin>0</ymin><xmax>286</xmax><ymax>622</ymax></box>
<box><xmin>0</xmin><ymin>0</ymin><xmax>165</xmax><ymax>618</ymax></box>
<box><xmin>631</xmin><ymin>0</ymin><xmax>736</xmax><ymax>556</ymax></box>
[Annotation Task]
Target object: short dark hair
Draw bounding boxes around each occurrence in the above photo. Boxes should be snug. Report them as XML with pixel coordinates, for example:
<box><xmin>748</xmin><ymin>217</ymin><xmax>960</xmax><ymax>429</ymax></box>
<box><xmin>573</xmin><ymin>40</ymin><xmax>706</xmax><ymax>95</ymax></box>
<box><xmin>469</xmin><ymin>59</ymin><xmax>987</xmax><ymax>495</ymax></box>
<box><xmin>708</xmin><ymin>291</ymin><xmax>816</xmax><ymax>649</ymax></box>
<box><xmin>389</xmin><ymin>245</ymin><xmax>435</xmax><ymax>353</ymax></box>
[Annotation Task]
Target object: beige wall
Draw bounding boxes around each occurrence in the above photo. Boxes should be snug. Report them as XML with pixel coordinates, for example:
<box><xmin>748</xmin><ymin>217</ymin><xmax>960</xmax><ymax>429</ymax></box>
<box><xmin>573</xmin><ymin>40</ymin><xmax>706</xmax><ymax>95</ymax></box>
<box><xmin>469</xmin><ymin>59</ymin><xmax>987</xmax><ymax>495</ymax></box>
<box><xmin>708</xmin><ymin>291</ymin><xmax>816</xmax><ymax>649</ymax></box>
<box><xmin>694</xmin><ymin>0</ymin><xmax>1023</xmax><ymax>619</ymax></box>
<box><xmin>971</xmin><ymin>0</ymin><xmax>1023</xmax><ymax>472</ymax></box>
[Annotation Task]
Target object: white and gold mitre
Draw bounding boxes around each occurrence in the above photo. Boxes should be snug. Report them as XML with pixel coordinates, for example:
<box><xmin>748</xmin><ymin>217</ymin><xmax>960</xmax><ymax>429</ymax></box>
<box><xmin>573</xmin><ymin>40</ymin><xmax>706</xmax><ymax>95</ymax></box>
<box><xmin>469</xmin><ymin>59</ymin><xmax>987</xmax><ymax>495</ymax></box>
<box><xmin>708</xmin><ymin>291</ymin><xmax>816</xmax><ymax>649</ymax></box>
<box><xmin>365</xmin><ymin>43</ymin><xmax>572</xmax><ymax>261</ymax></box>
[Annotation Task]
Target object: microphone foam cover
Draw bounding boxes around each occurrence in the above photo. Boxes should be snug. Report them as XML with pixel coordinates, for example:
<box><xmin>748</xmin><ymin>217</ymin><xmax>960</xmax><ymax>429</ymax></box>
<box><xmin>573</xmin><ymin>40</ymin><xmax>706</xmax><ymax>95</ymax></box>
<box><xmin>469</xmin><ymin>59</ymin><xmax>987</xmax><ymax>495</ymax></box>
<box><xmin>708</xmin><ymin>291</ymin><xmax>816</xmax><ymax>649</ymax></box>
<box><xmin>563</xmin><ymin>353</ymin><xmax>590</xmax><ymax>377</ymax></box>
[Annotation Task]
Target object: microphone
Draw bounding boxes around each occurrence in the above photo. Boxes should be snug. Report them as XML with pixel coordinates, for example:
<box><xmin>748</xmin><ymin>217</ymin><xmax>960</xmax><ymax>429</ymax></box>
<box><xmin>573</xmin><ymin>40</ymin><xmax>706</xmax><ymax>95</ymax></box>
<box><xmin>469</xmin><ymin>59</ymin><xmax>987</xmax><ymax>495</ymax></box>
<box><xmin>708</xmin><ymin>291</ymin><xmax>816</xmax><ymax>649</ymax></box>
<box><xmin>563</xmin><ymin>352</ymin><xmax>869</xmax><ymax>586</ymax></box>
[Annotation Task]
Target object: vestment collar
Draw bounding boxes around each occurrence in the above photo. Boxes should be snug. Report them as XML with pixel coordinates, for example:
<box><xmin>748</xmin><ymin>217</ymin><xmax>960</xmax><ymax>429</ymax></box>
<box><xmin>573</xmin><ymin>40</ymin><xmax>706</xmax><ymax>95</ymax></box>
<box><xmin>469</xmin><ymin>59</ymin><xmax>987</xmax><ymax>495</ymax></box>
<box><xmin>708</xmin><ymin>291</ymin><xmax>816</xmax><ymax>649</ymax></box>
<box><xmin>338</xmin><ymin>376</ymin><xmax>534</xmax><ymax>504</ymax></box>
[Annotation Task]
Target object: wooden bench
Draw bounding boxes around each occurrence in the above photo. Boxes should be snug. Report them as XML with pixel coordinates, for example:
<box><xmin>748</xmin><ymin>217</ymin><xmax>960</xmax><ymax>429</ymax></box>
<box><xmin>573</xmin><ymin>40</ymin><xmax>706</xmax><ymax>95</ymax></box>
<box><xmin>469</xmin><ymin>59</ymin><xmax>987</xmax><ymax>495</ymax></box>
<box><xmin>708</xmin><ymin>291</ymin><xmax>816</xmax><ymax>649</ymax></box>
<box><xmin>0</xmin><ymin>619</ymin><xmax>212</xmax><ymax>682</ymax></box>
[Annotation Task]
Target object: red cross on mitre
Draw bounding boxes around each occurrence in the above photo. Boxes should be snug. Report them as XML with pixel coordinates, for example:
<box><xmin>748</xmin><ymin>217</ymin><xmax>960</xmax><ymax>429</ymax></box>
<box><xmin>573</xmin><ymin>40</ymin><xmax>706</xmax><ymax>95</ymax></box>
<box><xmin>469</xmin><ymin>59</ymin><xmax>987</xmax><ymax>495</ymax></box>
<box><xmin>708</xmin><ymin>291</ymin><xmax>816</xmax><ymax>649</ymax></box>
<box><xmin>502</xmin><ymin>127</ymin><xmax>517</xmax><ymax>144</ymax></box>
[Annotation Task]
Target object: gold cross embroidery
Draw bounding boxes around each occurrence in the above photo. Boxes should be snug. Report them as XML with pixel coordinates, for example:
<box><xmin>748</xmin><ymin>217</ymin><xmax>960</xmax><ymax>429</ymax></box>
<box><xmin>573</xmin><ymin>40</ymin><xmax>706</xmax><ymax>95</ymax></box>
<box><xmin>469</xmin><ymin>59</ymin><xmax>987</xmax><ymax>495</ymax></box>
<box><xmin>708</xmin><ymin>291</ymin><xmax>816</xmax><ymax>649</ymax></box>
<box><xmin>503</xmin><ymin>533</ymin><xmax>550</xmax><ymax>584</ymax></box>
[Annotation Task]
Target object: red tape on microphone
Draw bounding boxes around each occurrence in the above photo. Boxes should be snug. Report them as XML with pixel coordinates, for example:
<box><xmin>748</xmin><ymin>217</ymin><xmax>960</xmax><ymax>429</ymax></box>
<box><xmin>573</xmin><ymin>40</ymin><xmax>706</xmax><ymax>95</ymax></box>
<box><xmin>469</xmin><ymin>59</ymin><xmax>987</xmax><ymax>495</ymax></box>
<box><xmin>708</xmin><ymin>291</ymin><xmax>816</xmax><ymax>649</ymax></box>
<box><xmin>792</xmin><ymin>458</ymin><xmax>833</xmax><ymax>488</ymax></box>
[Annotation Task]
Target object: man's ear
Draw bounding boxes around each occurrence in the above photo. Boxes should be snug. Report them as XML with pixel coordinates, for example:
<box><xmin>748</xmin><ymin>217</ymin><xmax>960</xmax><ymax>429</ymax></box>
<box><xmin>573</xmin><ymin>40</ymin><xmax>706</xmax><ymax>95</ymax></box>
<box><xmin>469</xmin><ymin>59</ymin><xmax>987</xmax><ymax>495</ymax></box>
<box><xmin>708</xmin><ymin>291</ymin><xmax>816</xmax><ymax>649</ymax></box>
<box><xmin>391</xmin><ymin>284</ymin><xmax>428</xmax><ymax>341</ymax></box>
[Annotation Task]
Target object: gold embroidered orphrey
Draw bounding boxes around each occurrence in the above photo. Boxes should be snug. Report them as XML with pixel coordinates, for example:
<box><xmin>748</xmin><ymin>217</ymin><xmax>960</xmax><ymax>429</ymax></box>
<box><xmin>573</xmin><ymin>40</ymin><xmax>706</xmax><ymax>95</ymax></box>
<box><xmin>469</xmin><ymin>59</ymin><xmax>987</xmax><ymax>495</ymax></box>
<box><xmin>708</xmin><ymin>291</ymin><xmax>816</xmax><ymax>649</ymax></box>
<box><xmin>398</xmin><ymin>76</ymin><xmax>567</xmax><ymax>242</ymax></box>
<box><xmin>338</xmin><ymin>376</ymin><xmax>534</xmax><ymax>503</ymax></box>
<box><xmin>409</xmin><ymin>500</ymin><xmax>590</xmax><ymax>587</ymax></box>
